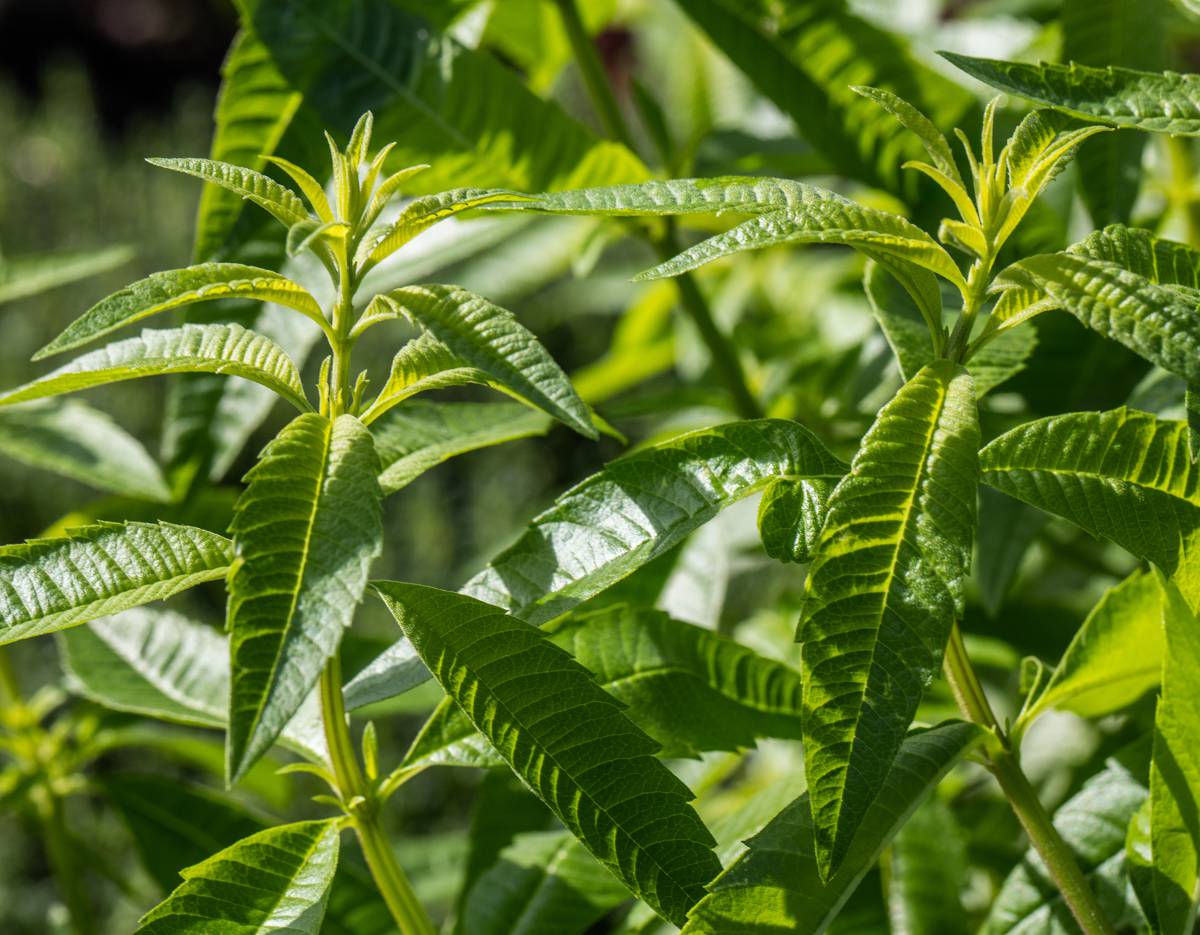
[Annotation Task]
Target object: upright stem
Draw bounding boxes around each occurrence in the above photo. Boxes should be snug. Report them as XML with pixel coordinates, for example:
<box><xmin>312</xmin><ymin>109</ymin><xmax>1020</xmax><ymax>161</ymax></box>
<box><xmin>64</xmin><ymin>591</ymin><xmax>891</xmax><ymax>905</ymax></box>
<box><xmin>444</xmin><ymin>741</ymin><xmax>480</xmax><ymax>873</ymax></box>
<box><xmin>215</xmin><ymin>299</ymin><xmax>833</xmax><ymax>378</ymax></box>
<box><xmin>38</xmin><ymin>792</ymin><xmax>95</xmax><ymax>935</ymax></box>
<box><xmin>319</xmin><ymin>659</ymin><xmax>434</xmax><ymax>935</ymax></box>
<box><xmin>942</xmin><ymin>625</ymin><xmax>1115</xmax><ymax>935</ymax></box>
<box><xmin>552</xmin><ymin>0</ymin><xmax>763</xmax><ymax>419</ymax></box>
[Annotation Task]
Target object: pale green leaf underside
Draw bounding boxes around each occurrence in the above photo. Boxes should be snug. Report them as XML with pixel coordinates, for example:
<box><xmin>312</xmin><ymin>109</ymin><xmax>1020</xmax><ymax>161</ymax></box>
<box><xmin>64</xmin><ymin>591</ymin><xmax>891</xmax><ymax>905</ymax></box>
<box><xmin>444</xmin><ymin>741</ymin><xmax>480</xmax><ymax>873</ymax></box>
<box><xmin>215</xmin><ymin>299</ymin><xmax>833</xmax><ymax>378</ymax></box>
<box><xmin>0</xmin><ymin>323</ymin><xmax>311</xmax><ymax>414</ymax></box>
<box><xmin>227</xmin><ymin>413</ymin><xmax>382</xmax><ymax>782</ymax></box>
<box><xmin>0</xmin><ymin>245</ymin><xmax>134</xmax><ymax>305</ymax></box>
<box><xmin>344</xmin><ymin>419</ymin><xmax>847</xmax><ymax>710</ymax></box>
<box><xmin>979</xmin><ymin>408</ymin><xmax>1200</xmax><ymax>611</ymax></box>
<box><xmin>0</xmin><ymin>400</ymin><xmax>171</xmax><ymax>502</ymax></box>
<box><xmin>60</xmin><ymin>607</ymin><xmax>328</xmax><ymax>764</ymax></box>
<box><xmin>134</xmin><ymin>819</ymin><xmax>339</xmax><ymax>934</ymax></box>
<box><xmin>375</xmin><ymin>285</ymin><xmax>595</xmax><ymax>438</ymax></box>
<box><xmin>147</xmin><ymin>156</ymin><xmax>310</xmax><ymax>230</ymax></box>
<box><xmin>681</xmin><ymin>721</ymin><xmax>982</xmax><ymax>934</ymax></box>
<box><xmin>375</xmin><ymin>582</ymin><xmax>720</xmax><ymax>926</ymax></box>
<box><xmin>800</xmin><ymin>360</ymin><xmax>980</xmax><ymax>880</ymax></box>
<box><xmin>35</xmin><ymin>263</ymin><xmax>322</xmax><ymax>360</ymax></box>
<box><xmin>403</xmin><ymin>604</ymin><xmax>804</xmax><ymax>769</ymax></box>
<box><xmin>371</xmin><ymin>401</ymin><xmax>551</xmax><ymax>495</ymax></box>
<box><xmin>942</xmin><ymin>53</ymin><xmax>1200</xmax><ymax>136</ymax></box>
<box><xmin>0</xmin><ymin>522</ymin><xmax>232</xmax><ymax>645</ymax></box>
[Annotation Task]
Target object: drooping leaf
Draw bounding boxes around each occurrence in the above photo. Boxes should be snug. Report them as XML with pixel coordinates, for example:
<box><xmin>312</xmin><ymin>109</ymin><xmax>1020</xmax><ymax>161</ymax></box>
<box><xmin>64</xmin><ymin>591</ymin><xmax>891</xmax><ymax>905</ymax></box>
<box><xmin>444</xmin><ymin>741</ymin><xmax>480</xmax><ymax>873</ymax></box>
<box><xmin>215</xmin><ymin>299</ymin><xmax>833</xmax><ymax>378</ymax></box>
<box><xmin>1018</xmin><ymin>571</ymin><xmax>1165</xmax><ymax>731</ymax></box>
<box><xmin>942</xmin><ymin>53</ymin><xmax>1200</xmax><ymax>136</ymax></box>
<box><xmin>192</xmin><ymin>30</ymin><xmax>303</xmax><ymax>261</ymax></box>
<box><xmin>0</xmin><ymin>522</ymin><xmax>232</xmax><ymax>645</ymax></box>
<box><xmin>984</xmin><ymin>762</ymin><xmax>1147</xmax><ymax>934</ymax></box>
<box><xmin>344</xmin><ymin>419</ymin><xmax>846</xmax><ymax>709</ymax></box>
<box><xmin>35</xmin><ymin>263</ymin><xmax>324</xmax><ymax>360</ymax></box>
<box><xmin>1150</xmin><ymin>577</ymin><xmax>1200</xmax><ymax>933</ymax></box>
<box><xmin>0</xmin><ymin>400</ymin><xmax>171</xmax><ymax>501</ymax></box>
<box><xmin>887</xmin><ymin>796</ymin><xmax>969</xmax><ymax>935</ymax></box>
<box><xmin>147</xmin><ymin>156</ymin><xmax>310</xmax><ymax>230</ymax></box>
<box><xmin>133</xmin><ymin>819</ymin><xmax>340</xmax><ymax>934</ymax></box>
<box><xmin>0</xmin><ymin>245</ymin><xmax>134</xmax><ymax>305</ymax></box>
<box><xmin>979</xmin><ymin>408</ymin><xmax>1200</xmax><ymax>611</ymax></box>
<box><xmin>0</xmin><ymin>323</ymin><xmax>311</xmax><ymax>413</ymax></box>
<box><xmin>757</xmin><ymin>477</ymin><xmax>833</xmax><ymax>564</ymax></box>
<box><xmin>374</xmin><ymin>582</ymin><xmax>721</xmax><ymax>926</ymax></box>
<box><xmin>403</xmin><ymin>604</ymin><xmax>804</xmax><ymax>769</ymax></box>
<box><xmin>60</xmin><ymin>606</ymin><xmax>328</xmax><ymax>764</ymax></box>
<box><xmin>371</xmin><ymin>401</ymin><xmax>550</xmax><ymax>495</ymax></box>
<box><xmin>680</xmin><ymin>721</ymin><xmax>982</xmax><ymax>934</ymax></box>
<box><xmin>370</xmin><ymin>285</ymin><xmax>595</xmax><ymax>438</ymax></box>
<box><xmin>799</xmin><ymin>360</ymin><xmax>980</xmax><ymax>879</ymax></box>
<box><xmin>227</xmin><ymin>413</ymin><xmax>382</xmax><ymax>782</ymax></box>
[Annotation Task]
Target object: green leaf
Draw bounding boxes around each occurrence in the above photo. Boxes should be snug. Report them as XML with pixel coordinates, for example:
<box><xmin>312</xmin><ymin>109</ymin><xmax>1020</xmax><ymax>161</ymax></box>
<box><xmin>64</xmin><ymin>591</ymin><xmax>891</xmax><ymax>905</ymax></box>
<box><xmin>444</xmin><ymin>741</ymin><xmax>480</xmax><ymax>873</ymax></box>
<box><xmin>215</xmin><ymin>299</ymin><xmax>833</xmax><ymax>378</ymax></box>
<box><xmin>995</xmin><ymin>252</ymin><xmax>1200</xmax><ymax>383</ymax></box>
<box><xmin>403</xmin><ymin>603</ymin><xmax>804</xmax><ymax>769</ymax></box>
<box><xmin>345</xmin><ymin>419</ymin><xmax>845</xmax><ymax>709</ymax></box>
<box><xmin>1070</xmin><ymin>223</ymin><xmax>1200</xmax><ymax>288</ymax></box>
<box><xmin>133</xmin><ymin>819</ymin><xmax>340</xmax><ymax>934</ymax></box>
<box><xmin>35</xmin><ymin>263</ymin><xmax>324</xmax><ymax>360</ymax></box>
<box><xmin>0</xmin><ymin>400</ymin><xmax>171</xmax><ymax>501</ymax></box>
<box><xmin>979</xmin><ymin>408</ymin><xmax>1200</xmax><ymax>611</ymax></box>
<box><xmin>235</xmin><ymin>0</ymin><xmax>647</xmax><ymax>194</ymax></box>
<box><xmin>227</xmin><ymin>413</ymin><xmax>382</xmax><ymax>782</ymax></box>
<box><xmin>1018</xmin><ymin>571</ymin><xmax>1165</xmax><ymax>732</ymax></box>
<box><xmin>0</xmin><ymin>323</ymin><xmax>311</xmax><ymax>413</ymax></box>
<box><xmin>147</xmin><ymin>156</ymin><xmax>310</xmax><ymax>231</ymax></box>
<box><xmin>0</xmin><ymin>245</ymin><xmax>134</xmax><ymax>305</ymax></box>
<box><xmin>370</xmin><ymin>286</ymin><xmax>594</xmax><ymax>438</ymax></box>
<box><xmin>1150</xmin><ymin>577</ymin><xmax>1200</xmax><ymax>933</ymax></box>
<box><xmin>371</xmin><ymin>401</ymin><xmax>551</xmax><ymax>495</ymax></box>
<box><xmin>681</xmin><ymin>721</ymin><xmax>982</xmax><ymax>934</ymax></box>
<box><xmin>851</xmin><ymin>86</ymin><xmax>963</xmax><ymax>190</ymax></box>
<box><xmin>941</xmin><ymin>52</ymin><xmax>1200</xmax><ymax>136</ymax></box>
<box><xmin>374</xmin><ymin>582</ymin><xmax>721</xmax><ymax>925</ymax></box>
<box><xmin>359</xmin><ymin>331</ymin><xmax>489</xmax><ymax>423</ymax></box>
<box><xmin>984</xmin><ymin>762</ymin><xmax>1147</xmax><ymax>934</ymax></box>
<box><xmin>60</xmin><ymin>606</ymin><xmax>328</xmax><ymax>764</ymax></box>
<box><xmin>495</xmin><ymin>176</ymin><xmax>819</xmax><ymax>216</ymax></box>
<box><xmin>192</xmin><ymin>31</ymin><xmax>302</xmax><ymax>261</ymax></box>
<box><xmin>969</xmin><ymin>325</ymin><xmax>1037</xmax><ymax>396</ymax></box>
<box><xmin>757</xmin><ymin>477</ymin><xmax>833</xmax><ymax>564</ymax></box>
<box><xmin>975</xmin><ymin>487</ymin><xmax>1046</xmax><ymax>618</ymax></box>
<box><xmin>673</xmin><ymin>0</ymin><xmax>972</xmax><ymax>197</ymax></box>
<box><xmin>0</xmin><ymin>522</ymin><xmax>232</xmax><ymax>645</ymax></box>
<box><xmin>863</xmin><ymin>260</ymin><xmax>936</xmax><ymax>382</ymax></box>
<box><xmin>361</xmin><ymin>188</ymin><xmax>528</xmax><ymax>267</ymax></box>
<box><xmin>887</xmin><ymin>796</ymin><xmax>969</xmax><ymax>935</ymax></box>
<box><xmin>458</xmin><ymin>830</ymin><xmax>630</xmax><ymax>935</ymax></box>
<box><xmin>799</xmin><ymin>360</ymin><xmax>980</xmax><ymax>879</ymax></box>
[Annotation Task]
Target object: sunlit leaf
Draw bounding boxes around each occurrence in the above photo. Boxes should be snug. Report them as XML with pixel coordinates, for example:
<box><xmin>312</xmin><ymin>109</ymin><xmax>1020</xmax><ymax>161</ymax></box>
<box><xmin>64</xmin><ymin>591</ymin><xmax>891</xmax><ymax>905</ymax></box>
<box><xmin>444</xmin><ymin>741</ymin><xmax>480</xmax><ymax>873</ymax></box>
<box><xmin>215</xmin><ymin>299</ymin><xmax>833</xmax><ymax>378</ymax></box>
<box><xmin>148</xmin><ymin>156</ymin><xmax>310</xmax><ymax>230</ymax></box>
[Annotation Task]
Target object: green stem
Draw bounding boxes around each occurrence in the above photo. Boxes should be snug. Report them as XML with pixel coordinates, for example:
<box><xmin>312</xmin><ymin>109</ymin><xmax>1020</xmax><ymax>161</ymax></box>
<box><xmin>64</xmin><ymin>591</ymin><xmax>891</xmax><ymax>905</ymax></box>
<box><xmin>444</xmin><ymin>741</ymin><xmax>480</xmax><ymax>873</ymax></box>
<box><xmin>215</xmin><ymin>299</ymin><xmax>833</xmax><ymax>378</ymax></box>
<box><xmin>38</xmin><ymin>791</ymin><xmax>96</xmax><ymax>935</ymax></box>
<box><xmin>319</xmin><ymin>659</ymin><xmax>435</xmax><ymax>935</ymax></box>
<box><xmin>942</xmin><ymin>625</ymin><xmax>1115</xmax><ymax>935</ymax></box>
<box><xmin>552</xmin><ymin>0</ymin><xmax>763</xmax><ymax>420</ymax></box>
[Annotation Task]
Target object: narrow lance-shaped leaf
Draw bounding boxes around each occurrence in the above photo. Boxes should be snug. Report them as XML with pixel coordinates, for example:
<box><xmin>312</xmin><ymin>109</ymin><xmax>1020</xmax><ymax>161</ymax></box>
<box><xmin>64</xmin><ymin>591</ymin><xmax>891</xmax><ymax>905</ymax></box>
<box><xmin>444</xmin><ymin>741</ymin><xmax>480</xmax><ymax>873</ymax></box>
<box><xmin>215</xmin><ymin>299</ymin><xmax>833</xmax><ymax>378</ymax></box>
<box><xmin>680</xmin><ymin>721</ymin><xmax>982</xmax><ymax>934</ymax></box>
<box><xmin>0</xmin><ymin>323</ymin><xmax>311</xmax><ymax>414</ymax></box>
<box><xmin>133</xmin><ymin>819</ymin><xmax>340</xmax><ymax>935</ymax></box>
<box><xmin>60</xmin><ymin>607</ymin><xmax>328</xmax><ymax>765</ymax></box>
<box><xmin>344</xmin><ymin>419</ymin><xmax>846</xmax><ymax>709</ymax></box>
<box><xmin>0</xmin><ymin>522</ymin><xmax>232</xmax><ymax>645</ymax></box>
<box><xmin>35</xmin><ymin>263</ymin><xmax>324</xmax><ymax>359</ymax></box>
<box><xmin>941</xmin><ymin>53</ymin><xmax>1200</xmax><ymax>136</ymax></box>
<box><xmin>403</xmin><ymin>604</ymin><xmax>805</xmax><ymax>770</ymax></box>
<box><xmin>373</xmin><ymin>581</ymin><xmax>722</xmax><ymax>926</ymax></box>
<box><xmin>148</xmin><ymin>156</ymin><xmax>310</xmax><ymax>230</ymax></box>
<box><xmin>0</xmin><ymin>245</ymin><xmax>134</xmax><ymax>306</ymax></box>
<box><xmin>799</xmin><ymin>360</ymin><xmax>980</xmax><ymax>880</ymax></box>
<box><xmin>359</xmin><ymin>331</ymin><xmax>490</xmax><ymax>424</ymax></box>
<box><xmin>0</xmin><ymin>400</ymin><xmax>171</xmax><ymax>502</ymax></box>
<box><xmin>371</xmin><ymin>285</ymin><xmax>596</xmax><ymax>439</ymax></box>
<box><xmin>227</xmin><ymin>413</ymin><xmax>382</xmax><ymax>782</ymax></box>
<box><xmin>1150</xmin><ymin>577</ymin><xmax>1200</xmax><ymax>933</ymax></box>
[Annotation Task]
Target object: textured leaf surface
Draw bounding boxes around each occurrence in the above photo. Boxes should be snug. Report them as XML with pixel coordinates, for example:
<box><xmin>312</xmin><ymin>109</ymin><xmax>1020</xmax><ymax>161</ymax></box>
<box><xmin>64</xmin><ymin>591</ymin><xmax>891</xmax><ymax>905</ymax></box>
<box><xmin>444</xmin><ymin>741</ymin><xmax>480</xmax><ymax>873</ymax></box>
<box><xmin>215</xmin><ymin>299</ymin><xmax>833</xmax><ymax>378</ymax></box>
<box><xmin>757</xmin><ymin>477</ymin><xmax>832</xmax><ymax>565</ymax></box>
<box><xmin>403</xmin><ymin>604</ymin><xmax>804</xmax><ymax>769</ymax></box>
<box><xmin>0</xmin><ymin>323</ymin><xmax>310</xmax><ymax>413</ymax></box>
<box><xmin>799</xmin><ymin>361</ymin><xmax>980</xmax><ymax>879</ymax></box>
<box><xmin>0</xmin><ymin>400</ymin><xmax>170</xmax><ymax>501</ymax></box>
<box><xmin>134</xmin><ymin>819</ymin><xmax>339</xmax><ymax>934</ymax></box>
<box><xmin>372</xmin><ymin>401</ymin><xmax>550</xmax><ymax>495</ymax></box>
<box><xmin>36</xmin><ymin>263</ymin><xmax>322</xmax><ymax>359</ymax></box>
<box><xmin>345</xmin><ymin>419</ymin><xmax>846</xmax><ymax>709</ymax></box>
<box><xmin>887</xmin><ymin>797</ymin><xmax>969</xmax><ymax>935</ymax></box>
<box><xmin>984</xmin><ymin>762</ymin><xmax>1147</xmax><ymax>934</ymax></box>
<box><xmin>360</xmin><ymin>331</ymin><xmax>489</xmax><ymax>423</ymax></box>
<box><xmin>374</xmin><ymin>582</ymin><xmax>721</xmax><ymax>925</ymax></box>
<box><xmin>147</xmin><ymin>156</ymin><xmax>309</xmax><ymax>230</ymax></box>
<box><xmin>61</xmin><ymin>607</ymin><xmax>328</xmax><ymax>764</ymax></box>
<box><xmin>0</xmin><ymin>522</ymin><xmax>232</xmax><ymax>645</ymax></box>
<box><xmin>943</xmin><ymin>53</ymin><xmax>1200</xmax><ymax>136</ymax></box>
<box><xmin>979</xmin><ymin>408</ymin><xmax>1200</xmax><ymax>610</ymax></box>
<box><xmin>375</xmin><ymin>286</ymin><xmax>595</xmax><ymax>438</ymax></box>
<box><xmin>227</xmin><ymin>413</ymin><xmax>382</xmax><ymax>782</ymax></box>
<box><xmin>681</xmin><ymin>721</ymin><xmax>982</xmax><ymax>934</ymax></box>
<box><xmin>363</xmin><ymin>188</ymin><xmax>526</xmax><ymax>265</ymax></box>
